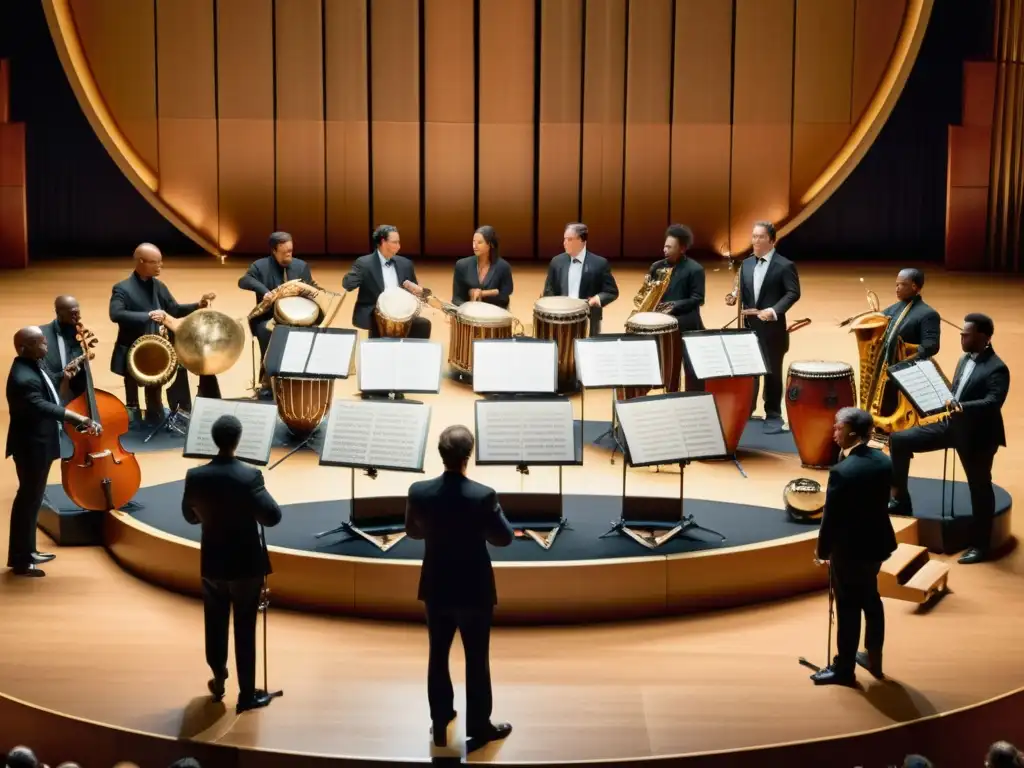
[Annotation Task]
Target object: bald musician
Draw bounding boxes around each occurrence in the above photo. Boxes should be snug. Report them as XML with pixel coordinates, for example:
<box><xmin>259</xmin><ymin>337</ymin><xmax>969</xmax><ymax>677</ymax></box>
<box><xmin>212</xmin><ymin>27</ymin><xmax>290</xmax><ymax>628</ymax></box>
<box><xmin>238</xmin><ymin>232</ymin><xmax>319</xmax><ymax>398</ymax></box>
<box><xmin>6</xmin><ymin>327</ymin><xmax>100</xmax><ymax>577</ymax></box>
<box><xmin>109</xmin><ymin>244</ymin><xmax>219</xmax><ymax>426</ymax></box>
<box><xmin>40</xmin><ymin>295</ymin><xmax>86</xmax><ymax>401</ymax></box>
<box><xmin>543</xmin><ymin>223</ymin><xmax>618</xmax><ymax>336</ymax></box>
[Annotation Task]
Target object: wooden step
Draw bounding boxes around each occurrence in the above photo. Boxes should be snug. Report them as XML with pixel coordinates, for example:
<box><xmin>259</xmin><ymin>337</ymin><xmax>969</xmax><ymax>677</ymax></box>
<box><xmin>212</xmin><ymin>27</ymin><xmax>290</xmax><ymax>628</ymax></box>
<box><xmin>903</xmin><ymin>559</ymin><xmax>950</xmax><ymax>602</ymax></box>
<box><xmin>880</xmin><ymin>543</ymin><xmax>929</xmax><ymax>585</ymax></box>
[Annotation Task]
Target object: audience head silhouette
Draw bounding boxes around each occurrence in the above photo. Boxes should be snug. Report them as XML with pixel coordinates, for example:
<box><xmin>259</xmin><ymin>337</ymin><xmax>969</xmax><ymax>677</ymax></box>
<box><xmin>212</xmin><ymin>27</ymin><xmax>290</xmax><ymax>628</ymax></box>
<box><xmin>211</xmin><ymin>414</ymin><xmax>243</xmax><ymax>456</ymax></box>
<box><xmin>438</xmin><ymin>425</ymin><xmax>474</xmax><ymax>473</ymax></box>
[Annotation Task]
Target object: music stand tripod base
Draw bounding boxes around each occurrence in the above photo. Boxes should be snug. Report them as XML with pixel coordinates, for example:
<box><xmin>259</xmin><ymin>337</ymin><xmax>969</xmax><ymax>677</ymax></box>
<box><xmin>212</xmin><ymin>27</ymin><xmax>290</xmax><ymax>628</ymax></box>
<box><xmin>602</xmin><ymin>514</ymin><xmax>727</xmax><ymax>549</ymax></box>
<box><xmin>314</xmin><ymin>521</ymin><xmax>406</xmax><ymax>552</ymax></box>
<box><xmin>519</xmin><ymin>518</ymin><xmax>570</xmax><ymax>550</ymax></box>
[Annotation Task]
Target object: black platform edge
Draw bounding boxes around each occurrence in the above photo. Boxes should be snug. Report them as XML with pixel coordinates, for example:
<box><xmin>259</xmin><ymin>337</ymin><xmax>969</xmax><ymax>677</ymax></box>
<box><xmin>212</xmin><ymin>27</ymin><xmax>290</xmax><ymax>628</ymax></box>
<box><xmin>37</xmin><ymin>499</ymin><xmax>103</xmax><ymax>546</ymax></box>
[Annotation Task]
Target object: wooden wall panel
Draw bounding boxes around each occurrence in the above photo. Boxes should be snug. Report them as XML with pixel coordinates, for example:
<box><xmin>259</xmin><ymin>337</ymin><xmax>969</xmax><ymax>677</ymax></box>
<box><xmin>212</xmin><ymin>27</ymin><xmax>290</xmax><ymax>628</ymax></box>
<box><xmin>324</xmin><ymin>0</ymin><xmax>370</xmax><ymax>256</ymax></box>
<box><xmin>790</xmin><ymin>0</ymin><xmax>855</xmax><ymax>202</ymax></box>
<box><xmin>423</xmin><ymin>0</ymin><xmax>475</xmax><ymax>258</ymax></box>
<box><xmin>0</xmin><ymin>123</ymin><xmax>27</xmax><ymax>268</ymax></box>
<box><xmin>537</xmin><ymin>0</ymin><xmax>583</xmax><ymax>254</ymax></box>
<box><xmin>730</xmin><ymin>0</ymin><xmax>795</xmax><ymax>248</ymax></box>
<box><xmin>275</xmin><ymin>0</ymin><xmax>326</xmax><ymax>254</ymax></box>
<box><xmin>369</xmin><ymin>0</ymin><xmax>421</xmax><ymax>255</ymax></box>
<box><xmin>963</xmin><ymin>61</ymin><xmax>997</xmax><ymax>127</ymax></box>
<box><xmin>478</xmin><ymin>0</ymin><xmax>536</xmax><ymax>258</ymax></box>
<box><xmin>945</xmin><ymin>186</ymin><xmax>990</xmax><ymax>270</ymax></box>
<box><xmin>0</xmin><ymin>59</ymin><xmax>9</xmax><ymax>124</ymax></box>
<box><xmin>216</xmin><ymin>0</ymin><xmax>275</xmax><ymax>254</ymax></box>
<box><xmin>622</xmin><ymin>0</ymin><xmax>673</xmax><ymax>259</ymax></box>
<box><xmin>69</xmin><ymin>0</ymin><xmax>158</xmax><ymax>171</ymax></box>
<box><xmin>580</xmin><ymin>0</ymin><xmax>626</xmax><ymax>259</ymax></box>
<box><xmin>851</xmin><ymin>0</ymin><xmax>906</xmax><ymax>122</ymax></box>
<box><xmin>155</xmin><ymin>0</ymin><xmax>218</xmax><ymax>245</ymax></box>
<box><xmin>671</xmin><ymin>0</ymin><xmax>733</xmax><ymax>254</ymax></box>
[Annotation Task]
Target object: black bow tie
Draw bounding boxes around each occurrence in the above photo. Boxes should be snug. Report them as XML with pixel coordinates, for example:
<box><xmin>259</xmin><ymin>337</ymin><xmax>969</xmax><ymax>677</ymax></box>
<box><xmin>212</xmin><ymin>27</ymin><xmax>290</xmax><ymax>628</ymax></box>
<box><xmin>572</xmin><ymin>258</ymin><xmax>581</xmax><ymax>265</ymax></box>
<box><xmin>383</xmin><ymin>260</ymin><xmax>393</xmax><ymax>268</ymax></box>
<box><xmin>756</xmin><ymin>257</ymin><xmax>767</xmax><ymax>264</ymax></box>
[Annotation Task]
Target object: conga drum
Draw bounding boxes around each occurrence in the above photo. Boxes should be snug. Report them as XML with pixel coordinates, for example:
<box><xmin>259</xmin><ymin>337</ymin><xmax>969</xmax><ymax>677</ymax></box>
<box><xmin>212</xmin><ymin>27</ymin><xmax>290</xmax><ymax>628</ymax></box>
<box><xmin>374</xmin><ymin>287</ymin><xmax>420</xmax><ymax>338</ymax></box>
<box><xmin>273</xmin><ymin>377</ymin><xmax>335</xmax><ymax>436</ymax></box>
<box><xmin>274</xmin><ymin>295</ymin><xmax>321</xmax><ymax>327</ymax></box>
<box><xmin>705</xmin><ymin>375</ymin><xmax>757</xmax><ymax>455</ymax></box>
<box><xmin>532</xmin><ymin>297</ymin><xmax>589</xmax><ymax>389</ymax></box>
<box><xmin>616</xmin><ymin>312</ymin><xmax>682</xmax><ymax>400</ymax></box>
<box><xmin>448</xmin><ymin>301</ymin><xmax>515</xmax><ymax>376</ymax></box>
<box><xmin>785</xmin><ymin>361</ymin><xmax>856</xmax><ymax>469</ymax></box>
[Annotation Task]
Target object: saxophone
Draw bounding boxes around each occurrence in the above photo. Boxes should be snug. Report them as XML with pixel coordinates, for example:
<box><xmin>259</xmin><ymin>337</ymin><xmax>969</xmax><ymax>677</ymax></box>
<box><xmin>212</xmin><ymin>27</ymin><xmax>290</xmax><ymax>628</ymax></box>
<box><xmin>629</xmin><ymin>267</ymin><xmax>673</xmax><ymax>318</ymax></box>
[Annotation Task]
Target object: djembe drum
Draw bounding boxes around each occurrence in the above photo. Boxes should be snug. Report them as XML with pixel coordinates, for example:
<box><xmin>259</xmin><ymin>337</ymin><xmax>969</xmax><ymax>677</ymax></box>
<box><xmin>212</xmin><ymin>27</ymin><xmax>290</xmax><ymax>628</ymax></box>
<box><xmin>274</xmin><ymin>295</ymin><xmax>321</xmax><ymax>327</ymax></box>
<box><xmin>615</xmin><ymin>312</ymin><xmax>681</xmax><ymax>400</ymax></box>
<box><xmin>532</xmin><ymin>296</ymin><xmax>589</xmax><ymax>390</ymax></box>
<box><xmin>273</xmin><ymin>377</ymin><xmax>335</xmax><ymax>437</ymax></box>
<box><xmin>785</xmin><ymin>361</ymin><xmax>856</xmax><ymax>469</ymax></box>
<box><xmin>374</xmin><ymin>287</ymin><xmax>420</xmax><ymax>338</ymax></box>
<box><xmin>448</xmin><ymin>301</ymin><xmax>517</xmax><ymax>376</ymax></box>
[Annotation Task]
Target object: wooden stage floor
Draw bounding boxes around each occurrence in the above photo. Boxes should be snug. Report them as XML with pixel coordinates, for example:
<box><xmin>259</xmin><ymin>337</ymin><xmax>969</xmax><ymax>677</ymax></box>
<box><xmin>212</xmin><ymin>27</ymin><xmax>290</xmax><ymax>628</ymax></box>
<box><xmin>1</xmin><ymin>258</ymin><xmax>1024</xmax><ymax>763</ymax></box>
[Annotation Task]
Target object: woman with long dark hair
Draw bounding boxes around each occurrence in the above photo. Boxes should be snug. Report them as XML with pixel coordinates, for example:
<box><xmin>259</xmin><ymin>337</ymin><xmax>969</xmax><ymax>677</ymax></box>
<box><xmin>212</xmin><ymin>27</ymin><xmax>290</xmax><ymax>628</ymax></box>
<box><xmin>452</xmin><ymin>225</ymin><xmax>514</xmax><ymax>308</ymax></box>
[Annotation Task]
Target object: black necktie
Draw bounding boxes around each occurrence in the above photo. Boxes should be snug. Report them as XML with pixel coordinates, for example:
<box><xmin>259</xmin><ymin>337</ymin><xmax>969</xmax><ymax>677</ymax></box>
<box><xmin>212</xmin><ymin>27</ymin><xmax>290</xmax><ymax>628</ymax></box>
<box><xmin>756</xmin><ymin>257</ymin><xmax>766</xmax><ymax>264</ymax></box>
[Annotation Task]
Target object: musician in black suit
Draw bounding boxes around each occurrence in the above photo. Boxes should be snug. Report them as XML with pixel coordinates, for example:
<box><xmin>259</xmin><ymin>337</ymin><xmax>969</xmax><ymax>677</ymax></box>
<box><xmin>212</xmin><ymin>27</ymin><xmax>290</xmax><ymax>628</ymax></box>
<box><xmin>109</xmin><ymin>244</ymin><xmax>219</xmax><ymax>425</ymax></box>
<box><xmin>342</xmin><ymin>225</ymin><xmax>431</xmax><ymax>338</ymax></box>
<box><xmin>889</xmin><ymin>313</ymin><xmax>1010</xmax><ymax>564</ymax></box>
<box><xmin>650</xmin><ymin>224</ymin><xmax>705</xmax><ymax>391</ymax></box>
<box><xmin>182</xmin><ymin>414</ymin><xmax>283</xmax><ymax>714</ymax></box>
<box><xmin>238</xmin><ymin>232</ymin><xmax>319</xmax><ymax>397</ymax></box>
<box><xmin>39</xmin><ymin>295</ymin><xmax>85</xmax><ymax>401</ymax></box>
<box><xmin>879</xmin><ymin>268</ymin><xmax>942</xmax><ymax>414</ymax></box>
<box><xmin>724</xmin><ymin>221</ymin><xmax>801</xmax><ymax>433</ymax></box>
<box><xmin>542</xmin><ymin>223</ymin><xmax>619</xmax><ymax>336</ymax></box>
<box><xmin>452</xmin><ymin>225</ymin><xmax>514</xmax><ymax>309</ymax></box>
<box><xmin>405</xmin><ymin>425</ymin><xmax>514</xmax><ymax>752</ymax></box>
<box><xmin>6</xmin><ymin>327</ymin><xmax>100</xmax><ymax>577</ymax></box>
<box><xmin>811</xmin><ymin>407</ymin><xmax>897</xmax><ymax>686</ymax></box>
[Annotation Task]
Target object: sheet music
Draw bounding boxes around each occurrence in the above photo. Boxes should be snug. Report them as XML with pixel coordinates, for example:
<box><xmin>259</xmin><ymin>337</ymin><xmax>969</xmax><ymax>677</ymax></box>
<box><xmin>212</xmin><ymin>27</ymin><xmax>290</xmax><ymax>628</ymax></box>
<box><xmin>302</xmin><ymin>332</ymin><xmax>356</xmax><ymax>376</ymax></box>
<box><xmin>321</xmin><ymin>400</ymin><xmax>430</xmax><ymax>470</ymax></box>
<box><xmin>890</xmin><ymin>360</ymin><xmax>953</xmax><ymax>413</ymax></box>
<box><xmin>720</xmin><ymin>333</ymin><xmax>767</xmax><ymax>376</ymax></box>
<box><xmin>476</xmin><ymin>400</ymin><xmax>575</xmax><ymax>463</ymax></box>
<box><xmin>472</xmin><ymin>341</ymin><xmax>557</xmax><ymax>393</ymax></box>
<box><xmin>280</xmin><ymin>332</ymin><xmax>315</xmax><ymax>374</ymax></box>
<box><xmin>615</xmin><ymin>394</ymin><xmax>726</xmax><ymax>465</ymax></box>
<box><xmin>683</xmin><ymin>336</ymin><xmax>732</xmax><ymax>379</ymax></box>
<box><xmin>185</xmin><ymin>398</ymin><xmax>278</xmax><ymax>464</ymax></box>
<box><xmin>574</xmin><ymin>338</ymin><xmax>662</xmax><ymax>387</ymax></box>
<box><xmin>358</xmin><ymin>340</ymin><xmax>442</xmax><ymax>392</ymax></box>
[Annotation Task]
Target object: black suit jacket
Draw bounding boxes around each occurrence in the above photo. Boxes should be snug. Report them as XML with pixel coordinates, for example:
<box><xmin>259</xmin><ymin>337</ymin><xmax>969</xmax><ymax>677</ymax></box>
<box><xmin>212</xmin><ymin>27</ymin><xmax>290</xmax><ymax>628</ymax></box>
<box><xmin>543</xmin><ymin>251</ymin><xmax>619</xmax><ymax>331</ymax></box>
<box><xmin>817</xmin><ymin>444</ymin><xmax>897</xmax><ymax>563</ymax></box>
<box><xmin>5</xmin><ymin>357</ymin><xmax>73</xmax><ymax>461</ymax></box>
<box><xmin>452</xmin><ymin>256</ymin><xmax>514</xmax><ymax>309</ymax></box>
<box><xmin>40</xmin><ymin>319</ymin><xmax>85</xmax><ymax>400</ymax></box>
<box><xmin>182</xmin><ymin>456</ymin><xmax>283</xmax><ymax>581</ymax></box>
<box><xmin>108</xmin><ymin>272</ymin><xmax>200</xmax><ymax>376</ymax></box>
<box><xmin>237</xmin><ymin>256</ymin><xmax>317</xmax><ymax>325</ymax></box>
<box><xmin>883</xmin><ymin>295</ymin><xmax>940</xmax><ymax>360</ymax></box>
<box><xmin>342</xmin><ymin>252</ymin><xmax>421</xmax><ymax>330</ymax></box>
<box><xmin>738</xmin><ymin>251</ymin><xmax>801</xmax><ymax>351</ymax></box>
<box><xmin>405</xmin><ymin>472</ymin><xmax>514</xmax><ymax>608</ymax></box>
<box><xmin>649</xmin><ymin>257</ymin><xmax>705</xmax><ymax>332</ymax></box>
<box><xmin>947</xmin><ymin>346</ymin><xmax>1009</xmax><ymax>452</ymax></box>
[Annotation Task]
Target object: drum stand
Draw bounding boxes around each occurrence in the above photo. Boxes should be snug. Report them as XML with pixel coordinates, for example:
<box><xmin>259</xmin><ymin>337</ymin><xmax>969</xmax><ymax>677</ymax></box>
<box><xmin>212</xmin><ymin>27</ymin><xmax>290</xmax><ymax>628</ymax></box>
<box><xmin>799</xmin><ymin>562</ymin><xmax>835</xmax><ymax>675</ymax></box>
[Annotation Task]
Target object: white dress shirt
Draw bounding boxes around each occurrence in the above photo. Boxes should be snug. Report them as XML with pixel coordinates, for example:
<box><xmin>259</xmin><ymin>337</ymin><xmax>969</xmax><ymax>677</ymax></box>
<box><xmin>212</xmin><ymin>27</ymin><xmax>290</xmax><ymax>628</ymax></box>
<box><xmin>378</xmin><ymin>251</ymin><xmax>399</xmax><ymax>291</ymax></box>
<box><xmin>568</xmin><ymin>248</ymin><xmax>587</xmax><ymax>299</ymax></box>
<box><xmin>954</xmin><ymin>353</ymin><xmax>979</xmax><ymax>401</ymax></box>
<box><xmin>37</xmin><ymin>362</ymin><xmax>64</xmax><ymax>439</ymax></box>
<box><xmin>753</xmin><ymin>249</ymin><xmax>777</xmax><ymax>321</ymax></box>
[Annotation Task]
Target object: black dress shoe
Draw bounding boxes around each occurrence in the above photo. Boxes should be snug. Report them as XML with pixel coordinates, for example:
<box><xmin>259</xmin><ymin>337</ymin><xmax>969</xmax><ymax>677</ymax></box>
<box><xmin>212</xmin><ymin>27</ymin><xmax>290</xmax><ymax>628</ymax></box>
<box><xmin>888</xmin><ymin>497</ymin><xmax>913</xmax><ymax>516</ymax></box>
<box><xmin>31</xmin><ymin>552</ymin><xmax>55</xmax><ymax>564</ymax></box>
<box><xmin>208</xmin><ymin>676</ymin><xmax>226</xmax><ymax>702</ymax></box>
<box><xmin>855</xmin><ymin>651</ymin><xmax>884</xmax><ymax>679</ymax></box>
<box><xmin>466</xmin><ymin>722</ymin><xmax>512</xmax><ymax>752</ymax></box>
<box><xmin>236</xmin><ymin>689</ymin><xmax>273</xmax><ymax>714</ymax></box>
<box><xmin>958</xmin><ymin>547</ymin><xmax>988</xmax><ymax>564</ymax></box>
<box><xmin>11</xmin><ymin>564</ymin><xmax>45</xmax><ymax>577</ymax></box>
<box><xmin>763</xmin><ymin>418</ymin><xmax>784</xmax><ymax>435</ymax></box>
<box><xmin>810</xmin><ymin>665</ymin><xmax>855</xmax><ymax>686</ymax></box>
<box><xmin>430</xmin><ymin>710</ymin><xmax>457</xmax><ymax>747</ymax></box>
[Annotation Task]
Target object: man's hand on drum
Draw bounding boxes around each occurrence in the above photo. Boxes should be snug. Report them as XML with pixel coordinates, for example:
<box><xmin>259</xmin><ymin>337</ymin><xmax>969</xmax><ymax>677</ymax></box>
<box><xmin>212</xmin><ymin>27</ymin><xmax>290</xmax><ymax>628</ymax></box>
<box><xmin>403</xmin><ymin>280</ymin><xmax>425</xmax><ymax>297</ymax></box>
<box><xmin>199</xmin><ymin>292</ymin><xmax>216</xmax><ymax>308</ymax></box>
<box><xmin>587</xmin><ymin>295</ymin><xmax>601</xmax><ymax>308</ymax></box>
<box><xmin>469</xmin><ymin>288</ymin><xmax>483</xmax><ymax>302</ymax></box>
<box><xmin>149</xmin><ymin>309</ymin><xmax>167</xmax><ymax>325</ymax></box>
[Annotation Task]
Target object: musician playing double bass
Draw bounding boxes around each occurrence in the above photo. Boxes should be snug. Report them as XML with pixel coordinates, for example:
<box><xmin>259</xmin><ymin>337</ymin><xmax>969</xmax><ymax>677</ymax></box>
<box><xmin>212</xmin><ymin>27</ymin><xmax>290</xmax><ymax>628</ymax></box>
<box><xmin>40</xmin><ymin>295</ymin><xmax>86</xmax><ymax>401</ymax></box>
<box><xmin>878</xmin><ymin>268</ymin><xmax>941</xmax><ymax>414</ymax></box>
<box><xmin>238</xmin><ymin>231</ymin><xmax>319</xmax><ymax>399</ymax></box>
<box><xmin>109</xmin><ymin>243</ymin><xmax>219</xmax><ymax>426</ymax></box>
<box><xmin>650</xmin><ymin>224</ymin><xmax>705</xmax><ymax>391</ymax></box>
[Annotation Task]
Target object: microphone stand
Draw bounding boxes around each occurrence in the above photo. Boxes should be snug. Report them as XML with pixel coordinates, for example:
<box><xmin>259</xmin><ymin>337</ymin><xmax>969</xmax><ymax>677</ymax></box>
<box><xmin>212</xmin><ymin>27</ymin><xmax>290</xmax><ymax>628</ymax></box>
<box><xmin>259</xmin><ymin>524</ymin><xmax>284</xmax><ymax>703</ymax></box>
<box><xmin>799</xmin><ymin>562</ymin><xmax>835</xmax><ymax>674</ymax></box>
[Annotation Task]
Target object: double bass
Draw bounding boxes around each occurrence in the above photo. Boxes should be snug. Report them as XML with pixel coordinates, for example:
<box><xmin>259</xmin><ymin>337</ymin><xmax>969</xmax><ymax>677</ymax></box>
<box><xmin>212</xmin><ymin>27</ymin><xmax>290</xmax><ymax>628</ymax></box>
<box><xmin>61</xmin><ymin>322</ymin><xmax>142</xmax><ymax>511</ymax></box>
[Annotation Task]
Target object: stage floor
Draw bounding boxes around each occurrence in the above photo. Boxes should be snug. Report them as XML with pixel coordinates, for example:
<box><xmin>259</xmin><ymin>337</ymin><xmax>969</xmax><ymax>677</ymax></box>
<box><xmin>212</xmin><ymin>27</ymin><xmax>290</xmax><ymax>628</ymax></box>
<box><xmin>2</xmin><ymin>259</ymin><xmax>1024</xmax><ymax>764</ymax></box>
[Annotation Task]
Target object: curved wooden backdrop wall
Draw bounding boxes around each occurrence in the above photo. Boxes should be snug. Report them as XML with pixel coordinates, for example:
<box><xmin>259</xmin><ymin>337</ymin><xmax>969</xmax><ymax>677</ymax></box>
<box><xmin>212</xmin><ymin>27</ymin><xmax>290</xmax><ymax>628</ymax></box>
<box><xmin>43</xmin><ymin>0</ymin><xmax>931</xmax><ymax>259</ymax></box>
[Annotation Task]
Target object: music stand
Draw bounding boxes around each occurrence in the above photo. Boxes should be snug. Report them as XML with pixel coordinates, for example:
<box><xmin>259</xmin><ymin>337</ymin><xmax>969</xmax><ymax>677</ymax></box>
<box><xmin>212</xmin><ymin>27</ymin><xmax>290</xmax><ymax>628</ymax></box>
<box><xmin>357</xmin><ymin>338</ymin><xmax>443</xmax><ymax>401</ymax></box>
<box><xmin>574</xmin><ymin>335</ymin><xmax>663</xmax><ymax>464</ymax></box>
<box><xmin>474</xmin><ymin>397</ymin><xmax>582</xmax><ymax>549</ymax></box>
<box><xmin>314</xmin><ymin>399</ymin><xmax>431</xmax><ymax>551</ymax></box>
<box><xmin>182</xmin><ymin>397</ymin><xmax>278</xmax><ymax>466</ymax></box>
<box><xmin>263</xmin><ymin>326</ymin><xmax>357</xmax><ymax>468</ymax></box>
<box><xmin>683</xmin><ymin>329</ymin><xmax>768</xmax><ymax>477</ymax></box>
<box><xmin>471</xmin><ymin>338</ymin><xmax>558</xmax><ymax>397</ymax></box>
<box><xmin>602</xmin><ymin>392</ymin><xmax>729</xmax><ymax>549</ymax></box>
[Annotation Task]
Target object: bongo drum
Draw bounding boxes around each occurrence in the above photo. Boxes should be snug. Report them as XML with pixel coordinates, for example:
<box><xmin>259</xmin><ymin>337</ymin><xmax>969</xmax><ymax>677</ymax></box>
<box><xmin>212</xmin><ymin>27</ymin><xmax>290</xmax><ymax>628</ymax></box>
<box><xmin>705</xmin><ymin>375</ymin><xmax>757</xmax><ymax>455</ymax></box>
<box><xmin>615</xmin><ymin>312</ymin><xmax>681</xmax><ymax>400</ymax></box>
<box><xmin>374</xmin><ymin>287</ymin><xmax>420</xmax><ymax>338</ymax></box>
<box><xmin>274</xmin><ymin>295</ymin><xmax>320</xmax><ymax>327</ymax></box>
<box><xmin>782</xmin><ymin>478</ymin><xmax>826</xmax><ymax>523</ymax></box>
<box><xmin>532</xmin><ymin>296</ymin><xmax>589</xmax><ymax>389</ymax></box>
<box><xmin>785</xmin><ymin>361</ymin><xmax>856</xmax><ymax>469</ymax></box>
<box><xmin>273</xmin><ymin>376</ymin><xmax>335</xmax><ymax>436</ymax></box>
<box><xmin>448</xmin><ymin>301</ymin><xmax>515</xmax><ymax>375</ymax></box>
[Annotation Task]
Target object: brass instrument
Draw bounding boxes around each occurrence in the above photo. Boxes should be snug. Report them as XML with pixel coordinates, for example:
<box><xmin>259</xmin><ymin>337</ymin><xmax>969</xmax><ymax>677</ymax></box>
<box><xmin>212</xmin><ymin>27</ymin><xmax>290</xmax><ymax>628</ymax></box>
<box><xmin>630</xmin><ymin>267</ymin><xmax>673</xmax><ymax>318</ymax></box>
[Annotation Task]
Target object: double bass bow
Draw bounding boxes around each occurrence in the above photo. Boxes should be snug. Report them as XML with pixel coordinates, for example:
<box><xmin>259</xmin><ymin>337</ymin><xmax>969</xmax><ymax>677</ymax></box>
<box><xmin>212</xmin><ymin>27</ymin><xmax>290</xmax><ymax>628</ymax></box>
<box><xmin>61</xmin><ymin>321</ymin><xmax>142</xmax><ymax>512</ymax></box>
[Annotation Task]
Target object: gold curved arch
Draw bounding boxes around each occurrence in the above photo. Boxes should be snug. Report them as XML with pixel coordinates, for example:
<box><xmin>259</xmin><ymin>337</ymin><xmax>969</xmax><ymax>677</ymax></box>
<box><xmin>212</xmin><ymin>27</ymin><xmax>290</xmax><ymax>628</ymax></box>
<box><xmin>41</xmin><ymin>0</ymin><xmax>222</xmax><ymax>257</ymax></box>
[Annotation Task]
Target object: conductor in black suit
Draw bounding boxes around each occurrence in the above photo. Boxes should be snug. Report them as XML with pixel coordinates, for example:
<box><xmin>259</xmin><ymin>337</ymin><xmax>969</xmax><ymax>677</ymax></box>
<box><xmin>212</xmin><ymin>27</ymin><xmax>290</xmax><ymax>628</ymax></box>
<box><xmin>342</xmin><ymin>225</ymin><xmax>432</xmax><ymax>338</ymax></box>
<box><xmin>889</xmin><ymin>313</ymin><xmax>1010</xmax><ymax>564</ymax></box>
<box><xmin>811</xmin><ymin>407</ymin><xmax>897</xmax><ymax>686</ymax></box>
<box><xmin>6</xmin><ymin>327</ymin><xmax>100</xmax><ymax>577</ymax></box>
<box><xmin>238</xmin><ymin>232</ymin><xmax>319</xmax><ymax>397</ymax></box>
<box><xmin>39</xmin><ymin>295</ymin><xmax>85</xmax><ymax>401</ymax></box>
<box><xmin>542</xmin><ymin>223</ymin><xmax>619</xmax><ymax>336</ymax></box>
<box><xmin>182</xmin><ymin>414</ymin><xmax>283</xmax><ymax>714</ymax></box>
<box><xmin>879</xmin><ymin>268</ymin><xmax>942</xmax><ymax>414</ymax></box>
<box><xmin>452</xmin><ymin>225</ymin><xmax>514</xmax><ymax>309</ymax></box>
<box><xmin>724</xmin><ymin>221</ymin><xmax>801</xmax><ymax>433</ymax></box>
<box><xmin>109</xmin><ymin>244</ymin><xmax>219</xmax><ymax>425</ymax></box>
<box><xmin>406</xmin><ymin>425</ymin><xmax>514</xmax><ymax>752</ymax></box>
<box><xmin>649</xmin><ymin>224</ymin><xmax>705</xmax><ymax>391</ymax></box>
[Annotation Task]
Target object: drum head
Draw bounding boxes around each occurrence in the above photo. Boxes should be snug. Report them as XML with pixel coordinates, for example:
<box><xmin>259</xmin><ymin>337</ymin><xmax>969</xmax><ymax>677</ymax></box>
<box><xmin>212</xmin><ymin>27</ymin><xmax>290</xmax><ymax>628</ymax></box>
<box><xmin>783</xmin><ymin>478</ymin><xmax>825</xmax><ymax>522</ymax></box>
<box><xmin>627</xmin><ymin>312</ymin><xmax>679</xmax><ymax>332</ymax></box>
<box><xmin>275</xmin><ymin>296</ymin><xmax>319</xmax><ymax>326</ymax></box>
<box><xmin>534</xmin><ymin>296</ymin><xmax>589</xmax><ymax>317</ymax></box>
<box><xmin>789</xmin><ymin>360</ymin><xmax>853</xmax><ymax>376</ymax></box>
<box><xmin>376</xmin><ymin>287</ymin><xmax>419</xmax><ymax>323</ymax></box>
<box><xmin>457</xmin><ymin>301</ymin><xmax>513</xmax><ymax>327</ymax></box>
